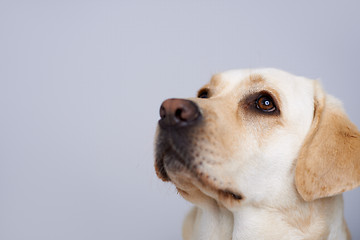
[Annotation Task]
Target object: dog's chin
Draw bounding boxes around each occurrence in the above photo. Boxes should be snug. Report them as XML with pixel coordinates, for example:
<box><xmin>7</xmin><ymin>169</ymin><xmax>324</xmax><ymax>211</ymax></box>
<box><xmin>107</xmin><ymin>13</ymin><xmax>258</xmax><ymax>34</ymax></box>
<box><xmin>155</xmin><ymin>145</ymin><xmax>199</xmax><ymax>186</ymax></box>
<box><xmin>155</xmin><ymin>127</ymin><xmax>244</xmax><ymax>206</ymax></box>
<box><xmin>155</xmin><ymin>145</ymin><xmax>188</xmax><ymax>181</ymax></box>
<box><xmin>158</xmin><ymin>154</ymin><xmax>217</xmax><ymax>205</ymax></box>
<box><xmin>155</xmin><ymin>149</ymin><xmax>244</xmax><ymax>207</ymax></box>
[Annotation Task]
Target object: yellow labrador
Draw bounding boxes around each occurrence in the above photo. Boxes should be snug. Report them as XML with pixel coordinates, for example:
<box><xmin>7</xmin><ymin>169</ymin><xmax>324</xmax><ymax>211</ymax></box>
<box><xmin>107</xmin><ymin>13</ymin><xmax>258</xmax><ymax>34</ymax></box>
<box><xmin>154</xmin><ymin>68</ymin><xmax>360</xmax><ymax>240</ymax></box>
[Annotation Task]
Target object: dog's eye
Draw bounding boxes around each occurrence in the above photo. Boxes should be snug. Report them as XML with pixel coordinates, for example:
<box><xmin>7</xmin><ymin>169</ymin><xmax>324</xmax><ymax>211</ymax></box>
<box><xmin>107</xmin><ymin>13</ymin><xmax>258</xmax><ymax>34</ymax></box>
<box><xmin>197</xmin><ymin>89</ymin><xmax>209</xmax><ymax>99</ymax></box>
<box><xmin>256</xmin><ymin>95</ymin><xmax>276</xmax><ymax>112</ymax></box>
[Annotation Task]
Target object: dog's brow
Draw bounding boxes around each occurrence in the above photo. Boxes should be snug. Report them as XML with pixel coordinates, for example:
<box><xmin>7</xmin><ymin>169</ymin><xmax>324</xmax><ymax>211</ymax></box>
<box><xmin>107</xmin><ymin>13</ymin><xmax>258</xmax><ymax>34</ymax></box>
<box><xmin>249</xmin><ymin>74</ymin><xmax>265</xmax><ymax>84</ymax></box>
<box><xmin>210</xmin><ymin>74</ymin><xmax>222</xmax><ymax>87</ymax></box>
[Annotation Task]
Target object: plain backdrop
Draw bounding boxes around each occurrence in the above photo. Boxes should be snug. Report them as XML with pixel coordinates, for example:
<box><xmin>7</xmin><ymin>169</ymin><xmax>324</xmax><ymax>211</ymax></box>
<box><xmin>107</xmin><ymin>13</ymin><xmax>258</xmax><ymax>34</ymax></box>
<box><xmin>0</xmin><ymin>1</ymin><xmax>359</xmax><ymax>239</ymax></box>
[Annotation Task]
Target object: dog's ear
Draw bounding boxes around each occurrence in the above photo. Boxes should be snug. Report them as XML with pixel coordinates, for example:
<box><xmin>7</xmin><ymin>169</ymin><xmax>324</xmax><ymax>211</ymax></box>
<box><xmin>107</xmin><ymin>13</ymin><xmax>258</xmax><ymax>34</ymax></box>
<box><xmin>295</xmin><ymin>82</ymin><xmax>360</xmax><ymax>201</ymax></box>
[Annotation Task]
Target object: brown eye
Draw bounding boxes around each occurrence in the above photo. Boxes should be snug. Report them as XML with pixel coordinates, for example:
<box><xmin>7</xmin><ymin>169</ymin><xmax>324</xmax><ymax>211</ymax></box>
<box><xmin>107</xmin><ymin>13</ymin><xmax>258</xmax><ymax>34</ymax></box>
<box><xmin>256</xmin><ymin>95</ymin><xmax>276</xmax><ymax>112</ymax></box>
<box><xmin>197</xmin><ymin>89</ymin><xmax>209</xmax><ymax>99</ymax></box>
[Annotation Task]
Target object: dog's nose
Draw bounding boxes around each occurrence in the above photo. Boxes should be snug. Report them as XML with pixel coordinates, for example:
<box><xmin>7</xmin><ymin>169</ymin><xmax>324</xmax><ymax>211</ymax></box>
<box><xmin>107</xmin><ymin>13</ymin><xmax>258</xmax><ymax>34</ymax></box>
<box><xmin>159</xmin><ymin>98</ymin><xmax>201</xmax><ymax>128</ymax></box>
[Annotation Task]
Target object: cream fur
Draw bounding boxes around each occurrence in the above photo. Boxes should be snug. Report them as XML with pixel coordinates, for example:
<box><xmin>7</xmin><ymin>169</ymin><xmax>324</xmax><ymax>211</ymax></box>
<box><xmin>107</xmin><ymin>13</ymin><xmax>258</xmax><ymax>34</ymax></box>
<box><xmin>155</xmin><ymin>68</ymin><xmax>359</xmax><ymax>240</ymax></box>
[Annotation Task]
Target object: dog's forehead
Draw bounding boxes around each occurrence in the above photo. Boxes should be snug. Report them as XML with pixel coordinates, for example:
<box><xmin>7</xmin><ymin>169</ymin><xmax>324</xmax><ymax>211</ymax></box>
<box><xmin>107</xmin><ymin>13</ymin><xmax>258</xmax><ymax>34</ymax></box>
<box><xmin>211</xmin><ymin>68</ymin><xmax>313</xmax><ymax>95</ymax></box>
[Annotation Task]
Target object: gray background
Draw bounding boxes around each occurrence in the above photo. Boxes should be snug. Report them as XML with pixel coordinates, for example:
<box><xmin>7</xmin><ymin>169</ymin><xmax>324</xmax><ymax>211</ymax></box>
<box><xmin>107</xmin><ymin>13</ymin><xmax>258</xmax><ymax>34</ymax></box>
<box><xmin>0</xmin><ymin>1</ymin><xmax>359</xmax><ymax>239</ymax></box>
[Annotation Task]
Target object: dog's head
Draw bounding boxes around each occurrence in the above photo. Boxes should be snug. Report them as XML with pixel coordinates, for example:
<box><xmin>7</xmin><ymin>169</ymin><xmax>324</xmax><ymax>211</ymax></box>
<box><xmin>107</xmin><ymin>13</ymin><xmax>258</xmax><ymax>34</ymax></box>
<box><xmin>154</xmin><ymin>68</ymin><xmax>360</xmax><ymax>210</ymax></box>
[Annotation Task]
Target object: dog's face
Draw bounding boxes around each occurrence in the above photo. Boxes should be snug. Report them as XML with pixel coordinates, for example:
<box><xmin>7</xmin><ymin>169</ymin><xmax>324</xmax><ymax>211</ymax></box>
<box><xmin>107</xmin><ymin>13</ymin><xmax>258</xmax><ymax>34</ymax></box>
<box><xmin>155</xmin><ymin>68</ymin><xmax>360</xmax><ymax>210</ymax></box>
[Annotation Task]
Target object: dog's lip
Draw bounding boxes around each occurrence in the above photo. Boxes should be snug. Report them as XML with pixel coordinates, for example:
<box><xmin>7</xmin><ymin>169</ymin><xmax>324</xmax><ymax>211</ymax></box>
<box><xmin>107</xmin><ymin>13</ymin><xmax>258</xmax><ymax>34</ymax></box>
<box><xmin>155</xmin><ymin>144</ymin><xmax>188</xmax><ymax>182</ymax></box>
<box><xmin>193</xmin><ymin>173</ymin><xmax>244</xmax><ymax>202</ymax></box>
<box><xmin>221</xmin><ymin>190</ymin><xmax>243</xmax><ymax>200</ymax></box>
<box><xmin>177</xmin><ymin>178</ymin><xmax>244</xmax><ymax>203</ymax></box>
<box><xmin>155</xmin><ymin>147</ymin><xmax>174</xmax><ymax>182</ymax></box>
<box><xmin>155</xmin><ymin>154</ymin><xmax>170</xmax><ymax>181</ymax></box>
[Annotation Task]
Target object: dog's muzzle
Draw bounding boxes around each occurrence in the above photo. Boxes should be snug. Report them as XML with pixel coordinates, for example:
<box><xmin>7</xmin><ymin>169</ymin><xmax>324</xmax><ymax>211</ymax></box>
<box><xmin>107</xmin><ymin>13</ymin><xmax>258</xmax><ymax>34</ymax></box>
<box><xmin>155</xmin><ymin>98</ymin><xmax>202</xmax><ymax>181</ymax></box>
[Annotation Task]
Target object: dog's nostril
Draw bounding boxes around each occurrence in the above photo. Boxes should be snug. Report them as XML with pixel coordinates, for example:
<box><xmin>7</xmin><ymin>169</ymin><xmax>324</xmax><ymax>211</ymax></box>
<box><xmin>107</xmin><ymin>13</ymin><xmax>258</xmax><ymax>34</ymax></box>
<box><xmin>175</xmin><ymin>109</ymin><xmax>183</xmax><ymax>120</ymax></box>
<box><xmin>160</xmin><ymin>106</ymin><xmax>166</xmax><ymax>119</ymax></box>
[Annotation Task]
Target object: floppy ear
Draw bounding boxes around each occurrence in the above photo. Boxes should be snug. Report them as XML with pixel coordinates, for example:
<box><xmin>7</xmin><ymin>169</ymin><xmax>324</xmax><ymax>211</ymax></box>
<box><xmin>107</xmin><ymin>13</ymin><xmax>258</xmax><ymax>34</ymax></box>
<box><xmin>295</xmin><ymin>82</ymin><xmax>360</xmax><ymax>202</ymax></box>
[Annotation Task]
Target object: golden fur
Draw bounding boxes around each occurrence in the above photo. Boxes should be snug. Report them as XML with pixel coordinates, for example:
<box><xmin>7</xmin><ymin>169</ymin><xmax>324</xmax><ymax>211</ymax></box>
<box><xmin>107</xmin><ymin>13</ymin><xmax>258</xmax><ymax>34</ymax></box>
<box><xmin>296</xmin><ymin>82</ymin><xmax>360</xmax><ymax>201</ymax></box>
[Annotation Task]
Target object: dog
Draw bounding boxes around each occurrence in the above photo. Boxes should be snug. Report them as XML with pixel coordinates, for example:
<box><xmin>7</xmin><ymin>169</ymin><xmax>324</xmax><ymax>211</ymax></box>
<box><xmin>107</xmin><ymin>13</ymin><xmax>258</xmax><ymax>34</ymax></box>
<box><xmin>154</xmin><ymin>68</ymin><xmax>360</xmax><ymax>240</ymax></box>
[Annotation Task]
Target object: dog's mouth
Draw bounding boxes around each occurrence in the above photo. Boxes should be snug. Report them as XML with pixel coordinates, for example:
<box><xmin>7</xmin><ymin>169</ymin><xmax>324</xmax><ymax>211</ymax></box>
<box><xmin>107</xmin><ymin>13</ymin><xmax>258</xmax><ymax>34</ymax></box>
<box><xmin>155</xmin><ymin>145</ymin><xmax>183</xmax><ymax>182</ymax></box>
<box><xmin>155</xmin><ymin>132</ymin><xmax>194</xmax><ymax>182</ymax></box>
<box><xmin>155</xmin><ymin>134</ymin><xmax>243</xmax><ymax>203</ymax></box>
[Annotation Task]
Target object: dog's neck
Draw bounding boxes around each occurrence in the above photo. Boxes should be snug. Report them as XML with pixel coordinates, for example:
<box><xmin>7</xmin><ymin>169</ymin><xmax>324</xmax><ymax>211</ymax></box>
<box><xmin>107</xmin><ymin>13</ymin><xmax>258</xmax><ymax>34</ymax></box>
<box><xmin>183</xmin><ymin>195</ymin><xmax>350</xmax><ymax>240</ymax></box>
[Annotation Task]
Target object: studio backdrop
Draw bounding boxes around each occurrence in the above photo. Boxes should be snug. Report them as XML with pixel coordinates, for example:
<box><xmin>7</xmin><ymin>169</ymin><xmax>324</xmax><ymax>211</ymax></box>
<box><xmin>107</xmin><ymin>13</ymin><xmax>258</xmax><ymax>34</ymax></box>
<box><xmin>0</xmin><ymin>1</ymin><xmax>359</xmax><ymax>239</ymax></box>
